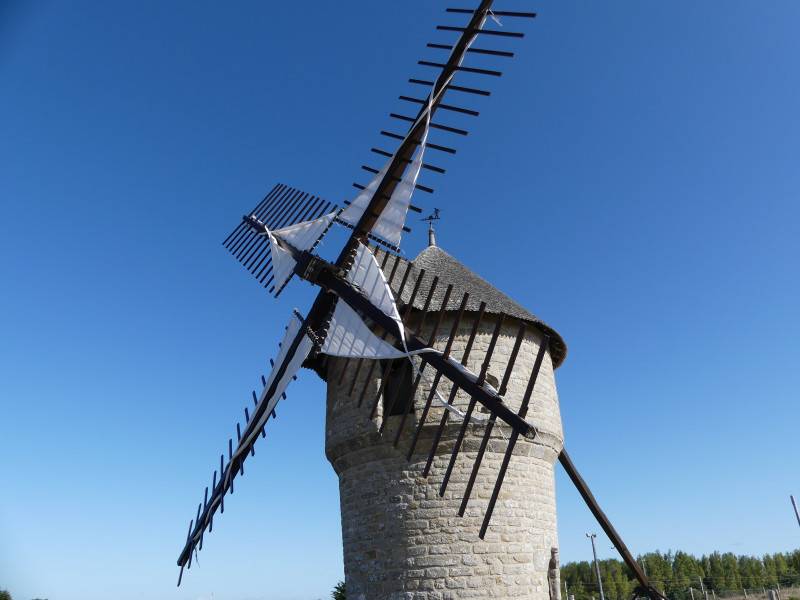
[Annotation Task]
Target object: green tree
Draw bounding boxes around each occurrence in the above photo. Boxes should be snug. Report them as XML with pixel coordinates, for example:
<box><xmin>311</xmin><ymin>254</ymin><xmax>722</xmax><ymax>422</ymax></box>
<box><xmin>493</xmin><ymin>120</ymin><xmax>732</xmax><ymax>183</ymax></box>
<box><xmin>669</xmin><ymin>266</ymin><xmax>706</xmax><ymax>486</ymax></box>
<box><xmin>738</xmin><ymin>555</ymin><xmax>766</xmax><ymax>589</ymax></box>
<box><xmin>764</xmin><ymin>554</ymin><xmax>778</xmax><ymax>586</ymax></box>
<box><xmin>562</xmin><ymin>560</ymin><xmax>596</xmax><ymax>600</ymax></box>
<box><xmin>789</xmin><ymin>549</ymin><xmax>800</xmax><ymax>574</ymax></box>
<box><xmin>562</xmin><ymin>548</ymin><xmax>800</xmax><ymax>600</ymax></box>
<box><xmin>673</xmin><ymin>552</ymin><xmax>696</xmax><ymax>590</ymax></box>
<box><xmin>774</xmin><ymin>553</ymin><xmax>790</xmax><ymax>583</ymax></box>
<box><xmin>0</xmin><ymin>589</ymin><xmax>11</xmax><ymax>600</ymax></box>
<box><xmin>701</xmin><ymin>555</ymin><xmax>712</xmax><ymax>590</ymax></box>
<box><xmin>708</xmin><ymin>552</ymin><xmax>726</xmax><ymax>592</ymax></box>
<box><xmin>598</xmin><ymin>560</ymin><xmax>618</xmax><ymax>600</ymax></box>
<box><xmin>643</xmin><ymin>551</ymin><xmax>673</xmax><ymax>595</ymax></box>
<box><xmin>786</xmin><ymin>549</ymin><xmax>800</xmax><ymax>585</ymax></box>
<box><xmin>673</xmin><ymin>551</ymin><xmax>704</xmax><ymax>600</ymax></box>
<box><xmin>722</xmin><ymin>553</ymin><xmax>742</xmax><ymax>591</ymax></box>
<box><xmin>604</xmin><ymin>558</ymin><xmax>633</xmax><ymax>600</ymax></box>
<box><xmin>332</xmin><ymin>580</ymin><xmax>346</xmax><ymax>600</ymax></box>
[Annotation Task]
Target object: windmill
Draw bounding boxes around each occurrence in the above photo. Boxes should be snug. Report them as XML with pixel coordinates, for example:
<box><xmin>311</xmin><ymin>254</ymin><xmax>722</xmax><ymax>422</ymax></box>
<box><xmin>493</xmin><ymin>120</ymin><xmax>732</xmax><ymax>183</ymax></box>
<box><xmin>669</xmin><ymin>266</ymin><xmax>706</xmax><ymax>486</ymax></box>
<box><xmin>177</xmin><ymin>3</ymin><xmax>668</xmax><ymax>600</ymax></box>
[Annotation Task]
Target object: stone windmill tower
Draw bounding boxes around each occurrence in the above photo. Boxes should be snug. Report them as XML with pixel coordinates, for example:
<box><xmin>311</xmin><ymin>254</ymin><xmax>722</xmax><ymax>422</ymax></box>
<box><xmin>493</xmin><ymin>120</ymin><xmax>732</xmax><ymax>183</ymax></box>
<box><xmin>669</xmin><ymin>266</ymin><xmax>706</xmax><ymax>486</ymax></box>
<box><xmin>323</xmin><ymin>238</ymin><xmax>568</xmax><ymax>600</ymax></box>
<box><xmin>176</xmin><ymin>5</ymin><xmax>669</xmax><ymax>600</ymax></box>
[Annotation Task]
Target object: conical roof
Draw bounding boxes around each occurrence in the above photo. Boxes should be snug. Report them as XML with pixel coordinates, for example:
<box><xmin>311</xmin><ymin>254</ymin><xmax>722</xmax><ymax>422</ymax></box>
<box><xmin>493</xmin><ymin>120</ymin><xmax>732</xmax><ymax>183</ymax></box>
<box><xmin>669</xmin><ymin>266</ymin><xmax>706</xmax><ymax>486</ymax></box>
<box><xmin>374</xmin><ymin>245</ymin><xmax>566</xmax><ymax>368</ymax></box>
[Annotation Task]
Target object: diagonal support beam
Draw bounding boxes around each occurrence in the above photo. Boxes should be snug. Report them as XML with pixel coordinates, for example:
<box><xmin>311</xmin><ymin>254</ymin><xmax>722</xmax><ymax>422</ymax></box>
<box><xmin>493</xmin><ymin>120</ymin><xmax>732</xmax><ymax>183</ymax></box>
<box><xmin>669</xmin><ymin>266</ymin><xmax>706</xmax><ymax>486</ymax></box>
<box><xmin>559</xmin><ymin>449</ymin><xmax>669</xmax><ymax>600</ymax></box>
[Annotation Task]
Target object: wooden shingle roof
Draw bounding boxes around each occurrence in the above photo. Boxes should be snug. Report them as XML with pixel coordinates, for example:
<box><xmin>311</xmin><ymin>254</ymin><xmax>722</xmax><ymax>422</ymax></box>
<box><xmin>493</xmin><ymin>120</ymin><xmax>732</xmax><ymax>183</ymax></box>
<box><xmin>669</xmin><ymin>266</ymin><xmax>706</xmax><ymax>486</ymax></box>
<box><xmin>374</xmin><ymin>245</ymin><xmax>567</xmax><ymax>368</ymax></box>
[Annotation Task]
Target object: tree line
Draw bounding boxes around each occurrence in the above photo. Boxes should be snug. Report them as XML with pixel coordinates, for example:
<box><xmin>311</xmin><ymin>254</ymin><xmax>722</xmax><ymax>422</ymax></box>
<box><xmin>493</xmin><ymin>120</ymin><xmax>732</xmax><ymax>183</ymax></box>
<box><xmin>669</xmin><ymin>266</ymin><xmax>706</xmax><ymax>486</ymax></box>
<box><xmin>0</xmin><ymin>592</ymin><xmax>45</xmax><ymax>600</ymax></box>
<box><xmin>561</xmin><ymin>550</ymin><xmax>800</xmax><ymax>600</ymax></box>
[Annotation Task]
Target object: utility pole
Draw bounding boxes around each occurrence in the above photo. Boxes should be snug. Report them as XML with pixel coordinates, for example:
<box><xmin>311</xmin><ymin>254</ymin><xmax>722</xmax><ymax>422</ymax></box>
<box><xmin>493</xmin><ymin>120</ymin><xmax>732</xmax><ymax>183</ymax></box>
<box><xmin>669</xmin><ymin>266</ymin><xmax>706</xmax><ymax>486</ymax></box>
<box><xmin>587</xmin><ymin>533</ymin><xmax>606</xmax><ymax>600</ymax></box>
<box><xmin>791</xmin><ymin>496</ymin><xmax>800</xmax><ymax>528</ymax></box>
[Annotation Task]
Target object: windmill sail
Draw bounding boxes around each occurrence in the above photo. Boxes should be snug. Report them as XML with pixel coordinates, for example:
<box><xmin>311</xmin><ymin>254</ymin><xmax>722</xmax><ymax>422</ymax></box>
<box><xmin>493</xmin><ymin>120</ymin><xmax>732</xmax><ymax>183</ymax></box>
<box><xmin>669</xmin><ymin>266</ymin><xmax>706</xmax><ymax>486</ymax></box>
<box><xmin>235</xmin><ymin>314</ymin><xmax>313</xmax><ymax>459</ymax></box>
<box><xmin>345</xmin><ymin>243</ymin><xmax>403</xmax><ymax>332</ymax></box>
<box><xmin>320</xmin><ymin>299</ymin><xmax>406</xmax><ymax>360</ymax></box>
<box><xmin>177</xmin><ymin>312</ymin><xmax>313</xmax><ymax>580</ymax></box>
<box><xmin>267</xmin><ymin>211</ymin><xmax>339</xmax><ymax>293</ymax></box>
<box><xmin>339</xmin><ymin>99</ymin><xmax>432</xmax><ymax>248</ymax></box>
<box><xmin>223</xmin><ymin>184</ymin><xmax>338</xmax><ymax>294</ymax></box>
<box><xmin>266</xmin><ymin>231</ymin><xmax>296</xmax><ymax>292</ymax></box>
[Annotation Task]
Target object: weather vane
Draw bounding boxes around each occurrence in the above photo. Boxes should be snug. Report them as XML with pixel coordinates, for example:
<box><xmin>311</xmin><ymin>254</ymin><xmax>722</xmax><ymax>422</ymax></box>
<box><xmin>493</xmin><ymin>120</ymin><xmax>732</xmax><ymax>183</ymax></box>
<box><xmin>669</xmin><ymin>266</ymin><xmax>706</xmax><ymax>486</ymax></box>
<box><xmin>421</xmin><ymin>208</ymin><xmax>441</xmax><ymax>246</ymax></box>
<box><xmin>421</xmin><ymin>207</ymin><xmax>441</xmax><ymax>226</ymax></box>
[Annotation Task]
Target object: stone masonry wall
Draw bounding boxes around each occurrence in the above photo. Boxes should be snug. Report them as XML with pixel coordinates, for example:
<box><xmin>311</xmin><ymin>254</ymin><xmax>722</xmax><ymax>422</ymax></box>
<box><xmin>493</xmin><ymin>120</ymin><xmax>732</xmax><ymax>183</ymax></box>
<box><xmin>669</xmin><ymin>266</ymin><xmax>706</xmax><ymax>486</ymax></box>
<box><xmin>325</xmin><ymin>314</ymin><xmax>564</xmax><ymax>600</ymax></box>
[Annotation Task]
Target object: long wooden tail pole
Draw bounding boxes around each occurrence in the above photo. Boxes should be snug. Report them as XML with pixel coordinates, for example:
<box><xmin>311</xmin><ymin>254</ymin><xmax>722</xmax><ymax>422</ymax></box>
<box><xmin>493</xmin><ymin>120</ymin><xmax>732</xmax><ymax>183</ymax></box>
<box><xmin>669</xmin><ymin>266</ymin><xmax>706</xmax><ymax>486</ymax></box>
<box><xmin>558</xmin><ymin>449</ymin><xmax>668</xmax><ymax>600</ymax></box>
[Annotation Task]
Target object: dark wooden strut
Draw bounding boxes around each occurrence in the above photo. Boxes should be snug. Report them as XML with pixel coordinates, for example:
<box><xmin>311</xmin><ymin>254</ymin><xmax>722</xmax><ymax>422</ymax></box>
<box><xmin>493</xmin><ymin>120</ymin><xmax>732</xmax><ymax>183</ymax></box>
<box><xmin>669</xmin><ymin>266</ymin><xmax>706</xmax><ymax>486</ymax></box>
<box><xmin>369</xmin><ymin>274</ymin><xmax>438</xmax><ymax>421</ymax></box>
<box><xmin>222</xmin><ymin>183</ymin><xmax>283</xmax><ymax>246</ymax></box>
<box><xmin>406</xmin><ymin>291</ymin><xmax>471</xmax><ymax>459</ymax></box>
<box><xmin>228</xmin><ymin>200</ymin><xmax>291</xmax><ymax>268</ymax></box>
<box><xmin>409</xmin><ymin>78</ymin><xmax>491</xmax><ymax>97</ymax></box>
<box><xmin>360</xmin><ymin>265</ymin><xmax>423</xmax><ymax>409</ymax></box>
<box><xmin>389</xmin><ymin>113</ymin><xmax>468</xmax><ymax>138</ymax></box>
<box><xmin>371</xmin><ymin>273</ymin><xmax>438</xmax><ymax>418</ymax></box>
<box><xmin>438</xmin><ymin>314</ymin><xmax>509</xmax><ymax>496</ymax></box>
<box><xmin>558</xmin><ymin>450</ymin><xmax>669</xmax><ymax>600</ymax></box>
<box><xmin>446</xmin><ymin>9</ymin><xmax>536</xmax><ymax>18</ymax></box>
<box><xmin>390</xmin><ymin>283</ymin><xmax>455</xmax><ymax>445</ymax></box>
<box><xmin>478</xmin><ymin>333</ymin><xmax>549</xmax><ymax>539</ymax></box>
<box><xmin>422</xmin><ymin>302</ymin><xmax>489</xmax><ymax>478</ymax></box>
<box><xmin>459</xmin><ymin>321</ymin><xmax>528</xmax><ymax>515</ymax></box>
<box><xmin>378</xmin><ymin>279</ymin><xmax>451</xmax><ymax>432</ymax></box>
<box><xmin>233</xmin><ymin>188</ymin><xmax>302</xmax><ymax>254</ymax></box>
<box><xmin>427</xmin><ymin>42</ymin><xmax>515</xmax><ymax>58</ymax></box>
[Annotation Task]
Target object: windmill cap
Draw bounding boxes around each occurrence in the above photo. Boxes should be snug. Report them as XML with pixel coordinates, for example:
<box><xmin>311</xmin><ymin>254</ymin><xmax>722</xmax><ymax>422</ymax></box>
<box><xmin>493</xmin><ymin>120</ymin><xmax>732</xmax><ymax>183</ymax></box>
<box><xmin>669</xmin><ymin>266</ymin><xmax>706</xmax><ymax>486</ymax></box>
<box><xmin>377</xmin><ymin>244</ymin><xmax>567</xmax><ymax>368</ymax></box>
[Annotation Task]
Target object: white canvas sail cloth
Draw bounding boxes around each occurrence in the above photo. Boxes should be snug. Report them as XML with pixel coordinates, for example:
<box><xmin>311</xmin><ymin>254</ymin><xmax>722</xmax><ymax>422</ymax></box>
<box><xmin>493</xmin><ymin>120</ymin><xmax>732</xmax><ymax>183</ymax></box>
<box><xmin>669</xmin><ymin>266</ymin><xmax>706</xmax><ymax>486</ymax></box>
<box><xmin>228</xmin><ymin>313</ymin><xmax>314</xmax><ymax>472</ymax></box>
<box><xmin>321</xmin><ymin>245</ymin><xmax>418</xmax><ymax>359</ymax></box>
<box><xmin>320</xmin><ymin>299</ymin><xmax>406</xmax><ymax>359</ymax></box>
<box><xmin>264</xmin><ymin>211</ymin><xmax>337</xmax><ymax>291</ymax></box>
<box><xmin>267</xmin><ymin>231</ymin><xmax>297</xmax><ymax>292</ymax></box>
<box><xmin>338</xmin><ymin>105</ymin><xmax>431</xmax><ymax>248</ymax></box>
<box><xmin>274</xmin><ymin>211</ymin><xmax>336</xmax><ymax>254</ymax></box>
<box><xmin>346</xmin><ymin>243</ymin><xmax>404</xmax><ymax>333</ymax></box>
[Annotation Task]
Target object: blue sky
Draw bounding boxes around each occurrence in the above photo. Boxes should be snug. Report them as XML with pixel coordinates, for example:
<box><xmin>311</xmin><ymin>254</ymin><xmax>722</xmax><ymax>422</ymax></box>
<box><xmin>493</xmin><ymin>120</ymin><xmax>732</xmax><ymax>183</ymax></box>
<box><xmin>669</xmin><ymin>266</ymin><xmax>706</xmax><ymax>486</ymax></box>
<box><xmin>1</xmin><ymin>2</ymin><xmax>799</xmax><ymax>600</ymax></box>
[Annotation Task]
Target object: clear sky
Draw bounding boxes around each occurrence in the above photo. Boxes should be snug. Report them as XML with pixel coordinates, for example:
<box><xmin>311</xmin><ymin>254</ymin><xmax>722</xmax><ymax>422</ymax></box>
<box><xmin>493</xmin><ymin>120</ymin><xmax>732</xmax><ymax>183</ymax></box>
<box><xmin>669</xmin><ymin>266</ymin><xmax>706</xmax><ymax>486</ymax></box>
<box><xmin>1</xmin><ymin>2</ymin><xmax>799</xmax><ymax>600</ymax></box>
